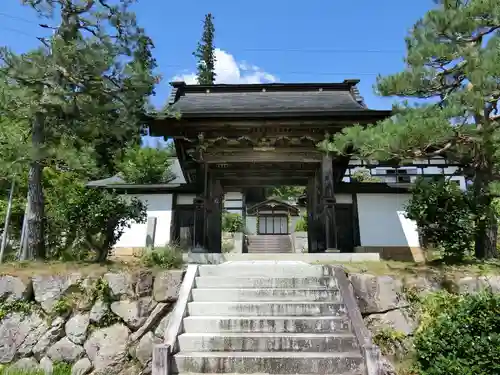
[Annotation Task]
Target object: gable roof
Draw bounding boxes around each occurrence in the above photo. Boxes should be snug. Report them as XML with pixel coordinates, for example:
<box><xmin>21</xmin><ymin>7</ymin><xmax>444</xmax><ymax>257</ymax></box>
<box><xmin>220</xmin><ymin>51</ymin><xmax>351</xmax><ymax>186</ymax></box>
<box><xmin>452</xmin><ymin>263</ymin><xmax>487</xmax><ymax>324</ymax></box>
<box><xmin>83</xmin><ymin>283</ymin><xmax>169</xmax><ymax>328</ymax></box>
<box><xmin>247</xmin><ymin>198</ymin><xmax>300</xmax><ymax>216</ymax></box>
<box><xmin>86</xmin><ymin>157</ymin><xmax>187</xmax><ymax>188</ymax></box>
<box><xmin>165</xmin><ymin>80</ymin><xmax>392</xmax><ymax>119</ymax></box>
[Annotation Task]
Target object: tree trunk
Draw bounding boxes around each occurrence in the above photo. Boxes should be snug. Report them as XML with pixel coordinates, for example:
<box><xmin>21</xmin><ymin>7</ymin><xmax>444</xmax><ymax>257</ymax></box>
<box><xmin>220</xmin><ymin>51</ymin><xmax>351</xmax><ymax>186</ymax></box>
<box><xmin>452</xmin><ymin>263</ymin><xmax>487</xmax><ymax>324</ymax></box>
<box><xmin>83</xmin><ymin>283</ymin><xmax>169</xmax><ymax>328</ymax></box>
<box><xmin>27</xmin><ymin>111</ymin><xmax>46</xmax><ymax>260</ymax></box>
<box><xmin>474</xmin><ymin>208</ymin><xmax>498</xmax><ymax>259</ymax></box>
<box><xmin>472</xmin><ymin>166</ymin><xmax>498</xmax><ymax>259</ymax></box>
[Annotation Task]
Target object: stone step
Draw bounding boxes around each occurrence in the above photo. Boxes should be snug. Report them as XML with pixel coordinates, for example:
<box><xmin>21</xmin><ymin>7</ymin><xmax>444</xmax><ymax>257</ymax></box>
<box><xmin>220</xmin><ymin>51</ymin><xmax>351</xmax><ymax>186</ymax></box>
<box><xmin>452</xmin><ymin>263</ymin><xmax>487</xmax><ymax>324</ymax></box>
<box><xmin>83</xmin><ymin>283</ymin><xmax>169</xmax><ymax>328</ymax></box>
<box><xmin>198</xmin><ymin>263</ymin><xmax>328</xmax><ymax>277</ymax></box>
<box><xmin>187</xmin><ymin>302</ymin><xmax>347</xmax><ymax>316</ymax></box>
<box><xmin>247</xmin><ymin>243</ymin><xmax>290</xmax><ymax>246</ymax></box>
<box><xmin>191</xmin><ymin>288</ymin><xmax>342</xmax><ymax>302</ymax></box>
<box><xmin>177</xmin><ymin>373</ymin><xmax>362</xmax><ymax>375</ymax></box>
<box><xmin>178</xmin><ymin>332</ymin><xmax>359</xmax><ymax>352</ymax></box>
<box><xmin>249</xmin><ymin>245</ymin><xmax>291</xmax><ymax>247</ymax></box>
<box><xmin>249</xmin><ymin>241</ymin><xmax>292</xmax><ymax>247</ymax></box>
<box><xmin>195</xmin><ymin>276</ymin><xmax>338</xmax><ymax>289</ymax></box>
<box><xmin>247</xmin><ymin>235</ymin><xmax>290</xmax><ymax>239</ymax></box>
<box><xmin>247</xmin><ymin>248</ymin><xmax>292</xmax><ymax>253</ymax></box>
<box><xmin>173</xmin><ymin>351</ymin><xmax>364</xmax><ymax>374</ymax></box>
<box><xmin>247</xmin><ymin>245</ymin><xmax>291</xmax><ymax>248</ymax></box>
<box><xmin>182</xmin><ymin>316</ymin><xmax>352</xmax><ymax>333</ymax></box>
<box><xmin>247</xmin><ymin>239</ymin><xmax>290</xmax><ymax>242</ymax></box>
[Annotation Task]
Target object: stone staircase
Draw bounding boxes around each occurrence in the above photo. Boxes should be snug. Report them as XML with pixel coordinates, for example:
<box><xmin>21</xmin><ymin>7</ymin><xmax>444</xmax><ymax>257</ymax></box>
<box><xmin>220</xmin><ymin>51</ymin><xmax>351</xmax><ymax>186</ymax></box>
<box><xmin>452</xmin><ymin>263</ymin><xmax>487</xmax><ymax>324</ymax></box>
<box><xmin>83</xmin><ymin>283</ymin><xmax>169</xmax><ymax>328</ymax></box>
<box><xmin>158</xmin><ymin>261</ymin><xmax>379</xmax><ymax>375</ymax></box>
<box><xmin>247</xmin><ymin>235</ymin><xmax>293</xmax><ymax>253</ymax></box>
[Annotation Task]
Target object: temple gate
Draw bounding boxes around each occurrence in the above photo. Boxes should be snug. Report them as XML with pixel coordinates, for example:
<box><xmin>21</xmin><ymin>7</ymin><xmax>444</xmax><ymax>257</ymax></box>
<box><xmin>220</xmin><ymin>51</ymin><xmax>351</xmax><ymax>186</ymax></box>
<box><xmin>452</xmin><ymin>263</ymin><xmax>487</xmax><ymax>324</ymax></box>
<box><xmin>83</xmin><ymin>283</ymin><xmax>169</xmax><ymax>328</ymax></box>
<box><xmin>149</xmin><ymin>80</ymin><xmax>391</xmax><ymax>253</ymax></box>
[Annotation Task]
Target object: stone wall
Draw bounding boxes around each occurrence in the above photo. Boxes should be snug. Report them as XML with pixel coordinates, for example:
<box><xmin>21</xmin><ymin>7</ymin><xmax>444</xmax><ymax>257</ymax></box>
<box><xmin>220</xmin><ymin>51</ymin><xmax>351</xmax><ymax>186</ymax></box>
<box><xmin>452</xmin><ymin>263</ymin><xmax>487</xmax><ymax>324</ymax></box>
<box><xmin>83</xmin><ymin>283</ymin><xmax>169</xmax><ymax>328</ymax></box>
<box><xmin>0</xmin><ymin>270</ymin><xmax>184</xmax><ymax>375</ymax></box>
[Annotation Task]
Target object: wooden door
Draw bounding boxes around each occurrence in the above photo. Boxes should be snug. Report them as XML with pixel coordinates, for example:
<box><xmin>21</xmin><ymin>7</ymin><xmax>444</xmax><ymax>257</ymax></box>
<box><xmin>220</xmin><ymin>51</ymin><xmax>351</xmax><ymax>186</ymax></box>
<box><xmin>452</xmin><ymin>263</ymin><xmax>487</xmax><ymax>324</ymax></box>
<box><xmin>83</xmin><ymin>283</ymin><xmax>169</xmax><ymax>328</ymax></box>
<box><xmin>335</xmin><ymin>204</ymin><xmax>355</xmax><ymax>252</ymax></box>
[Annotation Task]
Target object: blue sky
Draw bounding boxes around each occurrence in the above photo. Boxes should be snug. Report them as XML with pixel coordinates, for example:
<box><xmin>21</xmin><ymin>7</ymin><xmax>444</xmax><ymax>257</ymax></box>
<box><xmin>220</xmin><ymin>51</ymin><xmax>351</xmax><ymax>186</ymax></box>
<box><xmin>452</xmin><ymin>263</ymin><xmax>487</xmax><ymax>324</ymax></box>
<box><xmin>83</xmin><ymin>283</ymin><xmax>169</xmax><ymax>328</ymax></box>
<box><xmin>1</xmin><ymin>0</ymin><xmax>435</xmax><ymax>145</ymax></box>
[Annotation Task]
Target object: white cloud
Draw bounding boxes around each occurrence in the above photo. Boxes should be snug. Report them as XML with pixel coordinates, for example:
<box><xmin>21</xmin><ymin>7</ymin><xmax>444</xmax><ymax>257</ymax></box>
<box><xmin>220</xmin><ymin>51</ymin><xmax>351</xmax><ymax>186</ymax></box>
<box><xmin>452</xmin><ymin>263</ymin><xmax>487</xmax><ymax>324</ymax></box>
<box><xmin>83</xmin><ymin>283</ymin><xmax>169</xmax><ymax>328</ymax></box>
<box><xmin>173</xmin><ymin>48</ymin><xmax>278</xmax><ymax>84</ymax></box>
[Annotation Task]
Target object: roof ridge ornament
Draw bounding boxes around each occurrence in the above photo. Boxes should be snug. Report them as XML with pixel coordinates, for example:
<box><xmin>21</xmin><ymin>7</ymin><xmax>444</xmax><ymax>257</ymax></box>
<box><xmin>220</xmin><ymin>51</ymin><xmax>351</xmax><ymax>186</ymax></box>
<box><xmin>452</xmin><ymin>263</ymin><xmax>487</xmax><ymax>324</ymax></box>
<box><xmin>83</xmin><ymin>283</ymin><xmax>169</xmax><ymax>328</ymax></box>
<box><xmin>341</xmin><ymin>79</ymin><xmax>366</xmax><ymax>107</ymax></box>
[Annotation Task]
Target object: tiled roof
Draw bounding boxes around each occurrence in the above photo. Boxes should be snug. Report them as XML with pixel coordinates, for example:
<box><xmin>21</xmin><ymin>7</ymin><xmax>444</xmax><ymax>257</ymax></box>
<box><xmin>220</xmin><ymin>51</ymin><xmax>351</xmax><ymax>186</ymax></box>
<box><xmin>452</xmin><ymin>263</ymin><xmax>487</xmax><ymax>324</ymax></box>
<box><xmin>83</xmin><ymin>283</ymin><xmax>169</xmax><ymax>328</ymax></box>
<box><xmin>167</xmin><ymin>80</ymin><xmax>388</xmax><ymax>117</ymax></box>
<box><xmin>86</xmin><ymin>158</ymin><xmax>187</xmax><ymax>187</ymax></box>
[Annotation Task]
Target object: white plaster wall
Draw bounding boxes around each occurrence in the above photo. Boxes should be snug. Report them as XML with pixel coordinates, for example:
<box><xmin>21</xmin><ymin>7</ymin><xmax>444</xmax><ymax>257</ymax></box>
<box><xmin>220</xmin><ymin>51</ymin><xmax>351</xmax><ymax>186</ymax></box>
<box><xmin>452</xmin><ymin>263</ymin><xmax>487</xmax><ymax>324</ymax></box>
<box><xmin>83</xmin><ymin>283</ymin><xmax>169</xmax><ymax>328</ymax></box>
<box><xmin>246</xmin><ymin>216</ymin><xmax>257</xmax><ymax>235</ymax></box>
<box><xmin>289</xmin><ymin>216</ymin><xmax>299</xmax><ymax>233</ymax></box>
<box><xmin>357</xmin><ymin>193</ymin><xmax>420</xmax><ymax>247</ymax></box>
<box><xmin>224</xmin><ymin>192</ymin><xmax>244</xmax><ymax>215</ymax></box>
<box><xmin>225</xmin><ymin>192</ymin><xmax>243</xmax><ymax>200</ymax></box>
<box><xmin>177</xmin><ymin>194</ymin><xmax>195</xmax><ymax>205</ymax></box>
<box><xmin>336</xmin><ymin>194</ymin><xmax>353</xmax><ymax>204</ymax></box>
<box><xmin>114</xmin><ymin>194</ymin><xmax>173</xmax><ymax>248</ymax></box>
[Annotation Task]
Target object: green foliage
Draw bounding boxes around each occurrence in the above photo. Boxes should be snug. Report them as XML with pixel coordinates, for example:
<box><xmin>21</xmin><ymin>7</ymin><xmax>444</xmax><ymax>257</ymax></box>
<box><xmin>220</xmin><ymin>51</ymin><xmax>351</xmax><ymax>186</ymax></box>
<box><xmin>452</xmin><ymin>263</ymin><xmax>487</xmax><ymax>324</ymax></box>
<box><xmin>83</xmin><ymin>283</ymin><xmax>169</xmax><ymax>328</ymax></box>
<box><xmin>324</xmin><ymin>0</ymin><xmax>500</xmax><ymax>259</ymax></box>
<box><xmin>0</xmin><ymin>0</ymin><xmax>158</xmax><ymax>259</ymax></box>
<box><xmin>43</xmin><ymin>168</ymin><xmax>147</xmax><ymax>262</ymax></box>
<box><xmin>295</xmin><ymin>215</ymin><xmax>308</xmax><ymax>232</ymax></box>
<box><xmin>405</xmin><ymin>178</ymin><xmax>474</xmax><ymax>261</ymax></box>
<box><xmin>91</xmin><ymin>278</ymin><xmax>113</xmax><ymax>304</ymax></box>
<box><xmin>350</xmin><ymin>168</ymin><xmax>382</xmax><ymax>183</ymax></box>
<box><xmin>0</xmin><ymin>299</ymin><xmax>34</xmax><ymax>320</ymax></box>
<box><xmin>372</xmin><ymin>327</ymin><xmax>408</xmax><ymax>358</ymax></box>
<box><xmin>140</xmin><ymin>244</ymin><xmax>184</xmax><ymax>269</ymax></box>
<box><xmin>0</xmin><ymin>362</ymin><xmax>71</xmax><ymax>375</ymax></box>
<box><xmin>266</xmin><ymin>186</ymin><xmax>305</xmax><ymax>201</ymax></box>
<box><xmin>117</xmin><ymin>146</ymin><xmax>176</xmax><ymax>184</ymax></box>
<box><xmin>194</xmin><ymin>13</ymin><xmax>216</xmax><ymax>85</ymax></box>
<box><xmin>222</xmin><ymin>212</ymin><xmax>244</xmax><ymax>233</ymax></box>
<box><xmin>51</xmin><ymin>297</ymin><xmax>72</xmax><ymax>317</ymax></box>
<box><xmin>413</xmin><ymin>291</ymin><xmax>500</xmax><ymax>375</ymax></box>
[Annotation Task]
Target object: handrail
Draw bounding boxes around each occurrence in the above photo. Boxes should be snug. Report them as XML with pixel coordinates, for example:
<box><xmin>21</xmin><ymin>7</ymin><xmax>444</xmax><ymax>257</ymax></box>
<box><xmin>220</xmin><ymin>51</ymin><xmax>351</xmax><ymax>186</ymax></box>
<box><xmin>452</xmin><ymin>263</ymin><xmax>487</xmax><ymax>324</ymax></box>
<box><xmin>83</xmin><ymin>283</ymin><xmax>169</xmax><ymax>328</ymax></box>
<box><xmin>152</xmin><ymin>264</ymin><xmax>199</xmax><ymax>375</ymax></box>
<box><xmin>331</xmin><ymin>266</ymin><xmax>383</xmax><ymax>375</ymax></box>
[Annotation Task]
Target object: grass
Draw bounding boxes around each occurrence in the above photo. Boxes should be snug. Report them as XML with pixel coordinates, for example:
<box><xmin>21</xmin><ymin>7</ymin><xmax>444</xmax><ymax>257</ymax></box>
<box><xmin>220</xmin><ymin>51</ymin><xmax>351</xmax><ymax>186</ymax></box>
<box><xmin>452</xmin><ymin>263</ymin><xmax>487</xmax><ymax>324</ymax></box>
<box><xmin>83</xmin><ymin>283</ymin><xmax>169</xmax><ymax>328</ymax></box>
<box><xmin>313</xmin><ymin>259</ymin><xmax>500</xmax><ymax>279</ymax></box>
<box><xmin>0</xmin><ymin>363</ymin><xmax>71</xmax><ymax>375</ymax></box>
<box><xmin>1</xmin><ymin>248</ymin><xmax>499</xmax><ymax>281</ymax></box>
<box><xmin>0</xmin><ymin>256</ymin><xmax>183</xmax><ymax>281</ymax></box>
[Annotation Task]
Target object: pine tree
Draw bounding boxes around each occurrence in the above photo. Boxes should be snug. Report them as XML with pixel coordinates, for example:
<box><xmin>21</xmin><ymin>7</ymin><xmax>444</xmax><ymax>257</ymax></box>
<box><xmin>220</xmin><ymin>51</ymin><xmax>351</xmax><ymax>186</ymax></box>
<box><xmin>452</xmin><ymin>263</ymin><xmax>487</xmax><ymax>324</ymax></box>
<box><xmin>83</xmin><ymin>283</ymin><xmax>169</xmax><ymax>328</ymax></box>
<box><xmin>1</xmin><ymin>0</ymin><xmax>157</xmax><ymax>259</ymax></box>
<box><xmin>325</xmin><ymin>0</ymin><xmax>500</xmax><ymax>259</ymax></box>
<box><xmin>193</xmin><ymin>13</ymin><xmax>216</xmax><ymax>85</ymax></box>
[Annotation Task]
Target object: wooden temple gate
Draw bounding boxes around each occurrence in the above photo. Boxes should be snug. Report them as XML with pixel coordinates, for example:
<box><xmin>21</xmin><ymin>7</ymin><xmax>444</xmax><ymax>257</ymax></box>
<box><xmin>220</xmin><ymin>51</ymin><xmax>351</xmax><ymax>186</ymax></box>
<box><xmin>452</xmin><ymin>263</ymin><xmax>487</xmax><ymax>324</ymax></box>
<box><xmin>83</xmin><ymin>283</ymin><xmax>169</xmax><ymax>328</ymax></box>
<box><xmin>149</xmin><ymin>81</ymin><xmax>392</xmax><ymax>253</ymax></box>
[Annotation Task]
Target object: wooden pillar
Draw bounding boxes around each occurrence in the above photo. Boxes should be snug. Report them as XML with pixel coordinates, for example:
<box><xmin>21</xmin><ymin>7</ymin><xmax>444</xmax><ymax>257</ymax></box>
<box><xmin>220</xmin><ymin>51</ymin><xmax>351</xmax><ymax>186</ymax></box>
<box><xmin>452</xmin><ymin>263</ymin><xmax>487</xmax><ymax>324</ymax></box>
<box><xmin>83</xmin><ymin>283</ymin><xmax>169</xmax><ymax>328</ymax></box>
<box><xmin>307</xmin><ymin>177</ymin><xmax>316</xmax><ymax>252</ymax></box>
<box><xmin>206</xmin><ymin>174</ymin><xmax>223</xmax><ymax>253</ymax></box>
<box><xmin>193</xmin><ymin>197</ymin><xmax>205</xmax><ymax>249</ymax></box>
<box><xmin>307</xmin><ymin>168</ymin><xmax>325</xmax><ymax>253</ymax></box>
<box><xmin>322</xmin><ymin>154</ymin><xmax>338</xmax><ymax>250</ymax></box>
<box><xmin>193</xmin><ymin>164</ymin><xmax>207</xmax><ymax>249</ymax></box>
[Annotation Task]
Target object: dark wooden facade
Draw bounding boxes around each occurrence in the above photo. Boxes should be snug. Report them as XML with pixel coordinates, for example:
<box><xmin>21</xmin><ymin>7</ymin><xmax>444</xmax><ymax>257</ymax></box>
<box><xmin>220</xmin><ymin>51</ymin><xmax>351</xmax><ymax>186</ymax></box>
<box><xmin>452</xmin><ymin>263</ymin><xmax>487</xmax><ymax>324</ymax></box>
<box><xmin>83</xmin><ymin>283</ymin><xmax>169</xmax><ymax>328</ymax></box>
<box><xmin>148</xmin><ymin>80</ymin><xmax>392</xmax><ymax>252</ymax></box>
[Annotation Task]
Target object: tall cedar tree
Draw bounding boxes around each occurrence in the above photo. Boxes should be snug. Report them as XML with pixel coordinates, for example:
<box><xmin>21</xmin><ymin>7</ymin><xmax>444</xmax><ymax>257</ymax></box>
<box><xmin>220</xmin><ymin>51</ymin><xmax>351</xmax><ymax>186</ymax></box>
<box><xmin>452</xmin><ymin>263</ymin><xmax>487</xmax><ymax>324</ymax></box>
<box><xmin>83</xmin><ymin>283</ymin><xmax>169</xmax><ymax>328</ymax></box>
<box><xmin>193</xmin><ymin>13</ymin><xmax>216</xmax><ymax>85</ymax></box>
<box><xmin>1</xmin><ymin>0</ymin><xmax>157</xmax><ymax>259</ymax></box>
<box><xmin>325</xmin><ymin>0</ymin><xmax>500</xmax><ymax>259</ymax></box>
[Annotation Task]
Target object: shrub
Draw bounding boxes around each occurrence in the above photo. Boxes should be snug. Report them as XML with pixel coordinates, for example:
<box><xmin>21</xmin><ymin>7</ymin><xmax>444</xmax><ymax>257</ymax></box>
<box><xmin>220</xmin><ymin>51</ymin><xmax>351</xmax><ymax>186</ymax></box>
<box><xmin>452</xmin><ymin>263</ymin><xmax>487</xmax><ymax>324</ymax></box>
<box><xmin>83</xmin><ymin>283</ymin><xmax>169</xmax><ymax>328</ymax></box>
<box><xmin>43</xmin><ymin>168</ymin><xmax>147</xmax><ymax>262</ymax></box>
<box><xmin>405</xmin><ymin>177</ymin><xmax>473</xmax><ymax>261</ymax></box>
<box><xmin>222</xmin><ymin>212</ymin><xmax>244</xmax><ymax>233</ymax></box>
<box><xmin>221</xmin><ymin>239</ymin><xmax>234</xmax><ymax>253</ymax></box>
<box><xmin>295</xmin><ymin>215</ymin><xmax>308</xmax><ymax>232</ymax></box>
<box><xmin>413</xmin><ymin>291</ymin><xmax>500</xmax><ymax>375</ymax></box>
<box><xmin>350</xmin><ymin>168</ymin><xmax>382</xmax><ymax>183</ymax></box>
<box><xmin>140</xmin><ymin>244</ymin><xmax>183</xmax><ymax>269</ymax></box>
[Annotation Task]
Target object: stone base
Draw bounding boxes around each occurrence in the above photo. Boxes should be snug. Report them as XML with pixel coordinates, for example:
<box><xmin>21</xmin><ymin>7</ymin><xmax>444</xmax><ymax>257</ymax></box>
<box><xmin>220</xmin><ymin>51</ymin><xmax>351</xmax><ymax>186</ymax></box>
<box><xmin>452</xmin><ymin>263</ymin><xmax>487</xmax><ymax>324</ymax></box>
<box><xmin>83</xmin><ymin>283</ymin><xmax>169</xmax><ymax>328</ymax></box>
<box><xmin>191</xmin><ymin>246</ymin><xmax>209</xmax><ymax>254</ymax></box>
<box><xmin>325</xmin><ymin>249</ymin><xmax>340</xmax><ymax>253</ymax></box>
<box><xmin>183</xmin><ymin>252</ymin><xmax>380</xmax><ymax>264</ymax></box>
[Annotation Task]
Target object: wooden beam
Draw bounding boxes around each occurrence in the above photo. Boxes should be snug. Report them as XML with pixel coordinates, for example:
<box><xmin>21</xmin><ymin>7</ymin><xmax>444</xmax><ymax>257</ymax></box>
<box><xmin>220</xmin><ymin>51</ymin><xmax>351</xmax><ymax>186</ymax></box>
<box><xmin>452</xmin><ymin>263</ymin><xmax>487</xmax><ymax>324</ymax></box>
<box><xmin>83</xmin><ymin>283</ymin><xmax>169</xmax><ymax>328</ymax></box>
<box><xmin>204</xmin><ymin>153</ymin><xmax>322</xmax><ymax>163</ymax></box>
<box><xmin>221</xmin><ymin>178</ymin><xmax>308</xmax><ymax>187</ymax></box>
<box><xmin>322</xmin><ymin>154</ymin><xmax>338</xmax><ymax>250</ymax></box>
<box><xmin>218</xmin><ymin>175</ymin><xmax>312</xmax><ymax>181</ymax></box>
